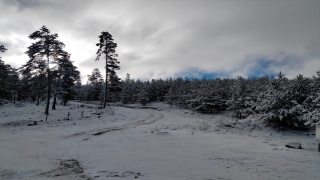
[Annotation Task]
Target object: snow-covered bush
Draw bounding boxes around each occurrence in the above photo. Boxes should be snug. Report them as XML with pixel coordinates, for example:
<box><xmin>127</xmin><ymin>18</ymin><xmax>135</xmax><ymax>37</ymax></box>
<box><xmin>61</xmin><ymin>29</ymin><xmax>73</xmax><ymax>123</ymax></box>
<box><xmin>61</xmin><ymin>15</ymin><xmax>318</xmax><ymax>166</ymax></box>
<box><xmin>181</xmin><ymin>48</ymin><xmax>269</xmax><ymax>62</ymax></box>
<box><xmin>302</xmin><ymin>71</ymin><xmax>320</xmax><ymax>127</ymax></box>
<box><xmin>302</xmin><ymin>93</ymin><xmax>320</xmax><ymax>127</ymax></box>
<box><xmin>255</xmin><ymin>73</ymin><xmax>312</xmax><ymax>129</ymax></box>
<box><xmin>226</xmin><ymin>76</ymin><xmax>254</xmax><ymax>119</ymax></box>
<box><xmin>188</xmin><ymin>80</ymin><xmax>226</xmax><ymax>113</ymax></box>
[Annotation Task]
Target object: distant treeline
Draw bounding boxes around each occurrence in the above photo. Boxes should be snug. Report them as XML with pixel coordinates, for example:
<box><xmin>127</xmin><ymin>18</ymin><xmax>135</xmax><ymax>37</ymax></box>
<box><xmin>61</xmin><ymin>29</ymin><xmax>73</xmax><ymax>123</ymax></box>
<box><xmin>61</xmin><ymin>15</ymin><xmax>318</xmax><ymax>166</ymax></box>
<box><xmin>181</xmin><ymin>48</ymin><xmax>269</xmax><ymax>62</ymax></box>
<box><xmin>75</xmin><ymin>70</ymin><xmax>320</xmax><ymax>129</ymax></box>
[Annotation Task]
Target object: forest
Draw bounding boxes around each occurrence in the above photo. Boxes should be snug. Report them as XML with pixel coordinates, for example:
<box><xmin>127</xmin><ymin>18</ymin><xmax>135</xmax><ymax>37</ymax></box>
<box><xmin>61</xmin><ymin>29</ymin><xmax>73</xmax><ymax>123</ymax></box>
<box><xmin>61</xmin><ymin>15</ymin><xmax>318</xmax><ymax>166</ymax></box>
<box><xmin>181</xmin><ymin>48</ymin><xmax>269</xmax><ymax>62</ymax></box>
<box><xmin>0</xmin><ymin>26</ymin><xmax>319</xmax><ymax>130</ymax></box>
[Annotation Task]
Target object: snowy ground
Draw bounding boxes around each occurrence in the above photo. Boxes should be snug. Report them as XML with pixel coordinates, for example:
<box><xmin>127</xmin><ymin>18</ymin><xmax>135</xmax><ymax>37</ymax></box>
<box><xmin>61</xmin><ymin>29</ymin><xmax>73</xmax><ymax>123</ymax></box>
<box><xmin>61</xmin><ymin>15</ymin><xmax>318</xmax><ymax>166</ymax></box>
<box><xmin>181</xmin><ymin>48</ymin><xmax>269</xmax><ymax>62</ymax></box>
<box><xmin>0</xmin><ymin>101</ymin><xmax>319</xmax><ymax>180</ymax></box>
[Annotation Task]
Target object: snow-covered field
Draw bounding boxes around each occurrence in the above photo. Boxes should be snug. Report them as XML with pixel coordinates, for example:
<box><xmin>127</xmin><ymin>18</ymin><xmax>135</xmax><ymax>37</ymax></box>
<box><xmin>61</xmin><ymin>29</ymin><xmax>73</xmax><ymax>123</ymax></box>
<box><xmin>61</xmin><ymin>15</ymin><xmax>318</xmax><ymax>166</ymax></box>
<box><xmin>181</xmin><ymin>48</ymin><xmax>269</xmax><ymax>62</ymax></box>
<box><xmin>0</xmin><ymin>102</ymin><xmax>319</xmax><ymax>180</ymax></box>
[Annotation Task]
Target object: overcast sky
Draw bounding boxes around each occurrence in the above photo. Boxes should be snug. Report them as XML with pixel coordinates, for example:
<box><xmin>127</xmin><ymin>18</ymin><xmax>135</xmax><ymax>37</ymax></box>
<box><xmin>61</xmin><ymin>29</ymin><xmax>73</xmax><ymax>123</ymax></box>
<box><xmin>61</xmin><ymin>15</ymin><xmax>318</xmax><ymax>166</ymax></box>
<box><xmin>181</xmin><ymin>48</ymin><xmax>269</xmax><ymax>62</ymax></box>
<box><xmin>1</xmin><ymin>0</ymin><xmax>319</xmax><ymax>82</ymax></box>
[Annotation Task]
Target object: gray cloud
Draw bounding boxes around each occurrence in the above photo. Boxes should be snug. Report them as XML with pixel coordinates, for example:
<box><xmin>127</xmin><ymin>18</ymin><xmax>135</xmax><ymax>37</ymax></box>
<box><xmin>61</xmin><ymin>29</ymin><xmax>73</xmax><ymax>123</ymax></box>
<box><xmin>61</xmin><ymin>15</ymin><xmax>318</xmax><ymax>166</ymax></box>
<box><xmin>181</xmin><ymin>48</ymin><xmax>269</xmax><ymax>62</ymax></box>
<box><xmin>1</xmin><ymin>0</ymin><xmax>319</xmax><ymax>82</ymax></box>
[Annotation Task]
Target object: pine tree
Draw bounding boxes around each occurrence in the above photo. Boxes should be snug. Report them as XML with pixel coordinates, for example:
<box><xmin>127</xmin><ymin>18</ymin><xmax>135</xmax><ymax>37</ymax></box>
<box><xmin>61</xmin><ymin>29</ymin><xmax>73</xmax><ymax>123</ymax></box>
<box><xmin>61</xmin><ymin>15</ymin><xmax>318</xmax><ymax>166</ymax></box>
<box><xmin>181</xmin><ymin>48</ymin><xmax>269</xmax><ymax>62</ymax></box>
<box><xmin>20</xmin><ymin>57</ymin><xmax>47</xmax><ymax>105</ymax></box>
<box><xmin>188</xmin><ymin>83</ymin><xmax>210</xmax><ymax>113</ymax></box>
<box><xmin>7</xmin><ymin>67</ymin><xmax>19</xmax><ymax>103</ymax></box>
<box><xmin>0</xmin><ymin>64</ymin><xmax>11</xmax><ymax>101</ymax></box>
<box><xmin>255</xmin><ymin>72</ymin><xmax>308</xmax><ymax>128</ymax></box>
<box><xmin>87</xmin><ymin>68</ymin><xmax>104</xmax><ymax>101</ymax></box>
<box><xmin>138</xmin><ymin>85</ymin><xmax>150</xmax><ymax>105</ymax></box>
<box><xmin>95</xmin><ymin>31</ymin><xmax>120</xmax><ymax>108</ymax></box>
<box><xmin>59</xmin><ymin>63</ymin><xmax>80</xmax><ymax>106</ymax></box>
<box><xmin>165</xmin><ymin>85</ymin><xmax>177</xmax><ymax>108</ymax></box>
<box><xmin>17</xmin><ymin>73</ymin><xmax>32</xmax><ymax>101</ymax></box>
<box><xmin>25</xmin><ymin>26</ymin><xmax>66</xmax><ymax>115</ymax></box>
<box><xmin>0</xmin><ymin>45</ymin><xmax>9</xmax><ymax>101</ymax></box>
<box><xmin>226</xmin><ymin>76</ymin><xmax>255</xmax><ymax>119</ymax></box>
<box><xmin>175</xmin><ymin>77</ymin><xmax>191</xmax><ymax>108</ymax></box>
<box><xmin>52</xmin><ymin>52</ymin><xmax>80</xmax><ymax>108</ymax></box>
<box><xmin>0</xmin><ymin>46</ymin><xmax>20</xmax><ymax>104</ymax></box>
<box><xmin>108</xmin><ymin>72</ymin><xmax>122</xmax><ymax>94</ymax></box>
<box><xmin>302</xmin><ymin>70</ymin><xmax>320</xmax><ymax>127</ymax></box>
<box><xmin>74</xmin><ymin>83</ymin><xmax>91</xmax><ymax>102</ymax></box>
<box><xmin>121</xmin><ymin>73</ymin><xmax>133</xmax><ymax>104</ymax></box>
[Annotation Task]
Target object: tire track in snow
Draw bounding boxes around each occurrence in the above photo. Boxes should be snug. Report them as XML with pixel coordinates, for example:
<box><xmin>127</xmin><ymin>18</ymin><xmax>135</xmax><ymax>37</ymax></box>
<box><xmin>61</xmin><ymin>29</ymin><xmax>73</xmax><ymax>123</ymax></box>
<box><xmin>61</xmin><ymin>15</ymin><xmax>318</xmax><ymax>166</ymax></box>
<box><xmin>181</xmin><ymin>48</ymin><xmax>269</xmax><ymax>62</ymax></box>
<box><xmin>62</xmin><ymin>109</ymin><xmax>163</xmax><ymax>140</ymax></box>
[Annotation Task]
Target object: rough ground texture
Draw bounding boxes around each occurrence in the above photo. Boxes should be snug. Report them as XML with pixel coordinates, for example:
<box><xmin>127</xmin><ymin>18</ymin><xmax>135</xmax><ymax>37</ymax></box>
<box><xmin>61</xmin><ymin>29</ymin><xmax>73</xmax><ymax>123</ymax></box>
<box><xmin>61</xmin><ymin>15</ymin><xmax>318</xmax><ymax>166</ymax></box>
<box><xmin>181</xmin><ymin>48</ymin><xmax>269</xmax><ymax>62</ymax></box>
<box><xmin>0</xmin><ymin>102</ymin><xmax>319</xmax><ymax>180</ymax></box>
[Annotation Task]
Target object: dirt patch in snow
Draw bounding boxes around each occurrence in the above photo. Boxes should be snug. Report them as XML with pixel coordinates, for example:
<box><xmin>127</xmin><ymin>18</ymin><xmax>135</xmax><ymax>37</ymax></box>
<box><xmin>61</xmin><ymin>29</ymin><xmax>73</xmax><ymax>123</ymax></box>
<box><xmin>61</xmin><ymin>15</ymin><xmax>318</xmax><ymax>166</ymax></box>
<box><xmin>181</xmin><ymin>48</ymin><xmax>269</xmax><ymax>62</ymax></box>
<box><xmin>39</xmin><ymin>159</ymin><xmax>92</xmax><ymax>179</ymax></box>
<box><xmin>95</xmin><ymin>170</ymin><xmax>143</xmax><ymax>178</ymax></box>
<box><xmin>0</xmin><ymin>169</ymin><xmax>17</xmax><ymax>179</ymax></box>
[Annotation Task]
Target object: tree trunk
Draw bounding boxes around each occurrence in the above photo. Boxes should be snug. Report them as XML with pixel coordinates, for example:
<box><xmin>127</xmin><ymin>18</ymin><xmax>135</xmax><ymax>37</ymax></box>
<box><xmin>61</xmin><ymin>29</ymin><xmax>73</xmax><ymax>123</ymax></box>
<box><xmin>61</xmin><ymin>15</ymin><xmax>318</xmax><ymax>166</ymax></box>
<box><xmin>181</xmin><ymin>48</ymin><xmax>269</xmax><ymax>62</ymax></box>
<box><xmin>45</xmin><ymin>56</ymin><xmax>50</xmax><ymax>115</ymax></box>
<box><xmin>52</xmin><ymin>79</ymin><xmax>59</xmax><ymax>110</ymax></box>
<box><xmin>52</xmin><ymin>94</ymin><xmax>56</xmax><ymax>110</ymax></box>
<box><xmin>36</xmin><ymin>84</ymin><xmax>41</xmax><ymax>106</ymax></box>
<box><xmin>63</xmin><ymin>98</ymin><xmax>67</xmax><ymax>106</ymax></box>
<box><xmin>103</xmin><ymin>55</ymin><xmax>108</xmax><ymax>109</ymax></box>
<box><xmin>13</xmin><ymin>93</ymin><xmax>16</xmax><ymax>104</ymax></box>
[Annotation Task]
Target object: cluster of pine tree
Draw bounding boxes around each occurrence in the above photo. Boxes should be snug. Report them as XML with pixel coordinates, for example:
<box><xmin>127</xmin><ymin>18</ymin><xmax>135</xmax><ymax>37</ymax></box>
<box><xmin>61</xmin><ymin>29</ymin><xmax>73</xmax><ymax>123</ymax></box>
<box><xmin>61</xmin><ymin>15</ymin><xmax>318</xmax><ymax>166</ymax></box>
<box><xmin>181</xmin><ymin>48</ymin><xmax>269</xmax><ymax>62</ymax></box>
<box><xmin>74</xmin><ymin>70</ymin><xmax>319</xmax><ymax>129</ymax></box>
<box><xmin>0</xmin><ymin>26</ymin><xmax>121</xmax><ymax>115</ymax></box>
<box><xmin>0</xmin><ymin>27</ymin><xmax>81</xmax><ymax>113</ymax></box>
<box><xmin>76</xmin><ymin>72</ymin><xmax>170</xmax><ymax>105</ymax></box>
<box><xmin>0</xmin><ymin>45</ymin><xmax>19</xmax><ymax>104</ymax></box>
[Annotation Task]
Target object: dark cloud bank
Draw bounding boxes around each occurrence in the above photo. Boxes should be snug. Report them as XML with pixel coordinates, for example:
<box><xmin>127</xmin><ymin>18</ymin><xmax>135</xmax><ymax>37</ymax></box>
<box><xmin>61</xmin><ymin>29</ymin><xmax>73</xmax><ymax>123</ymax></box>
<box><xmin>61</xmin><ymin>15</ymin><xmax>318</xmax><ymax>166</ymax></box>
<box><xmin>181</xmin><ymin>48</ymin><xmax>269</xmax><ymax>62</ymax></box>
<box><xmin>1</xmin><ymin>0</ymin><xmax>319</xmax><ymax>81</ymax></box>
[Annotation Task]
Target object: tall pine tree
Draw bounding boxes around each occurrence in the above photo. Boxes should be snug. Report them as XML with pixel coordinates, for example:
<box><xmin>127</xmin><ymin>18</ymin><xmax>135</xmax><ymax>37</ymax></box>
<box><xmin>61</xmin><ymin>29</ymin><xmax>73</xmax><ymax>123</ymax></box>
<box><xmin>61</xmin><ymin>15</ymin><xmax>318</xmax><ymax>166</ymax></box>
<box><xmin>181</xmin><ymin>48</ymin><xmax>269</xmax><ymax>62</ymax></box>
<box><xmin>95</xmin><ymin>31</ymin><xmax>120</xmax><ymax>108</ymax></box>
<box><xmin>25</xmin><ymin>26</ymin><xmax>65</xmax><ymax>115</ymax></box>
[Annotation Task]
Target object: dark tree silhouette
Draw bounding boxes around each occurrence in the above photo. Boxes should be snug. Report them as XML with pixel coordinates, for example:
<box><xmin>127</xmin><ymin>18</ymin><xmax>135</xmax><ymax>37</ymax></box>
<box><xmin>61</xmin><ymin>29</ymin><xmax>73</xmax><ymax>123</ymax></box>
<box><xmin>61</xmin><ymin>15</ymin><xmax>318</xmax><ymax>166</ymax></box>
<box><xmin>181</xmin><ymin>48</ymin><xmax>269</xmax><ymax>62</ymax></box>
<box><xmin>52</xmin><ymin>52</ymin><xmax>80</xmax><ymax>109</ymax></box>
<box><xmin>95</xmin><ymin>31</ymin><xmax>120</xmax><ymax>108</ymax></box>
<box><xmin>86</xmin><ymin>68</ymin><xmax>104</xmax><ymax>101</ymax></box>
<box><xmin>25</xmin><ymin>26</ymin><xmax>65</xmax><ymax>115</ymax></box>
<box><xmin>0</xmin><ymin>45</ymin><xmax>10</xmax><ymax>101</ymax></box>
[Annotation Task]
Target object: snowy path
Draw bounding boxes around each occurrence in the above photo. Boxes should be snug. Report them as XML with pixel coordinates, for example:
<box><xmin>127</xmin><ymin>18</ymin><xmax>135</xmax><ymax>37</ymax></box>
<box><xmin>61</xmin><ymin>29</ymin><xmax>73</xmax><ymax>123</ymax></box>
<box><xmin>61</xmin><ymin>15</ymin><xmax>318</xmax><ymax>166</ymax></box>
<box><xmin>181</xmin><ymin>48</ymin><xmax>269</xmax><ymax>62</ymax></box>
<box><xmin>1</xmin><ymin>102</ymin><xmax>319</xmax><ymax>180</ymax></box>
